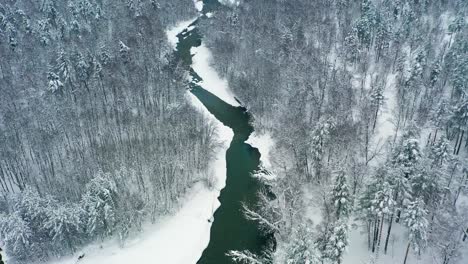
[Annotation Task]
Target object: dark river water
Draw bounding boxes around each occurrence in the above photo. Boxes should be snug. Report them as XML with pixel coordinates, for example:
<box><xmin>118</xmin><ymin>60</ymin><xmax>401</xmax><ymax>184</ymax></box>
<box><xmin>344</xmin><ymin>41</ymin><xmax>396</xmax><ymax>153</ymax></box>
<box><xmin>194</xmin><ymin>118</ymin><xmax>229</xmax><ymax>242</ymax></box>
<box><xmin>173</xmin><ymin>1</ymin><xmax>274</xmax><ymax>263</ymax></box>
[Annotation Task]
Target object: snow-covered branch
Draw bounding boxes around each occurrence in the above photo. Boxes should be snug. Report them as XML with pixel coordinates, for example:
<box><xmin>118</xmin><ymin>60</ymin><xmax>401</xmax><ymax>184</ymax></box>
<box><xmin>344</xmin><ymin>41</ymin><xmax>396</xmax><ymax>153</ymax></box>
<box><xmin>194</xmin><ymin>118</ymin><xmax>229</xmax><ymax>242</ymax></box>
<box><xmin>226</xmin><ymin>250</ymin><xmax>263</xmax><ymax>264</ymax></box>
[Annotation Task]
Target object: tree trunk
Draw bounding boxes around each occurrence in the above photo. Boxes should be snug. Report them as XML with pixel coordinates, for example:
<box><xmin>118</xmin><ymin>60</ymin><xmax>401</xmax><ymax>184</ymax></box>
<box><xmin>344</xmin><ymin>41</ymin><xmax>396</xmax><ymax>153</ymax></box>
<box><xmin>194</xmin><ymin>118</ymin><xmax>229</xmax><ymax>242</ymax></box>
<box><xmin>367</xmin><ymin>221</ymin><xmax>372</xmax><ymax>250</ymax></box>
<box><xmin>378</xmin><ymin>214</ymin><xmax>385</xmax><ymax>246</ymax></box>
<box><xmin>403</xmin><ymin>241</ymin><xmax>411</xmax><ymax>264</ymax></box>
<box><xmin>373</xmin><ymin>105</ymin><xmax>380</xmax><ymax>132</ymax></box>
<box><xmin>384</xmin><ymin>213</ymin><xmax>394</xmax><ymax>254</ymax></box>
<box><xmin>372</xmin><ymin>217</ymin><xmax>380</xmax><ymax>253</ymax></box>
<box><xmin>456</xmin><ymin>130</ymin><xmax>464</xmax><ymax>155</ymax></box>
<box><xmin>453</xmin><ymin>130</ymin><xmax>460</xmax><ymax>154</ymax></box>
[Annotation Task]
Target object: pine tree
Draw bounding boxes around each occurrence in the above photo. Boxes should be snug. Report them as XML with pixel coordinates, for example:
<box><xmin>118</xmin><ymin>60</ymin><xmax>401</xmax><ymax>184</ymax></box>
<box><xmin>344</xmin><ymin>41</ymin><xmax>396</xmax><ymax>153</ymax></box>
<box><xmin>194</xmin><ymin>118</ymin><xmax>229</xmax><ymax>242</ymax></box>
<box><xmin>428</xmin><ymin>136</ymin><xmax>450</xmax><ymax>166</ymax></box>
<box><xmin>44</xmin><ymin>203</ymin><xmax>83</xmax><ymax>253</ymax></box>
<box><xmin>411</xmin><ymin>162</ymin><xmax>442</xmax><ymax>209</ymax></box>
<box><xmin>344</xmin><ymin>29</ymin><xmax>360</xmax><ymax>63</ymax></box>
<box><xmin>81</xmin><ymin>173</ymin><xmax>118</xmax><ymax>239</ymax></box>
<box><xmin>429</xmin><ymin>58</ymin><xmax>442</xmax><ymax>88</ymax></box>
<box><xmin>0</xmin><ymin>212</ymin><xmax>32</xmax><ymax>262</ymax></box>
<box><xmin>324</xmin><ymin>221</ymin><xmax>349</xmax><ymax>264</ymax></box>
<box><xmin>392</xmin><ymin>134</ymin><xmax>421</xmax><ymax>178</ymax></box>
<box><xmin>449</xmin><ymin>101</ymin><xmax>468</xmax><ymax>155</ymax></box>
<box><xmin>310</xmin><ymin>118</ymin><xmax>335</xmax><ymax>181</ymax></box>
<box><xmin>47</xmin><ymin>71</ymin><xmax>64</xmax><ymax>92</ymax></box>
<box><xmin>119</xmin><ymin>40</ymin><xmax>131</xmax><ymax>63</ymax></box>
<box><xmin>372</xmin><ymin>179</ymin><xmax>395</xmax><ymax>253</ymax></box>
<box><xmin>401</xmin><ymin>198</ymin><xmax>429</xmax><ymax>264</ymax></box>
<box><xmin>370</xmin><ymin>84</ymin><xmax>385</xmax><ymax>131</ymax></box>
<box><xmin>444</xmin><ymin>34</ymin><xmax>468</xmax><ymax>99</ymax></box>
<box><xmin>331</xmin><ymin>170</ymin><xmax>352</xmax><ymax>220</ymax></box>
<box><xmin>285</xmin><ymin>225</ymin><xmax>321</xmax><ymax>264</ymax></box>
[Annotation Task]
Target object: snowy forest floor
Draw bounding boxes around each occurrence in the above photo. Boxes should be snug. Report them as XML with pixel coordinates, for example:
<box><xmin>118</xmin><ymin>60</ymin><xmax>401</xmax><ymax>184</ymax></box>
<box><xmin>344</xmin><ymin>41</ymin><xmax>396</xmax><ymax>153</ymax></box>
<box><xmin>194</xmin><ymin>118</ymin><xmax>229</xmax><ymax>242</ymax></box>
<box><xmin>299</xmin><ymin>182</ymin><xmax>468</xmax><ymax>264</ymax></box>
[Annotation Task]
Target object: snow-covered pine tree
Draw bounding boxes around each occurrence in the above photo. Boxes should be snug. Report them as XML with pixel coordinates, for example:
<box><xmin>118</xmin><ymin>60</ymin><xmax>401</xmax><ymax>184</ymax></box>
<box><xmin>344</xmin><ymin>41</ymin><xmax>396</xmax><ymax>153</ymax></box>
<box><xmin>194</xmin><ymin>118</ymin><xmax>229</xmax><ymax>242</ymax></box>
<box><xmin>371</xmin><ymin>179</ymin><xmax>395</xmax><ymax>254</ymax></box>
<box><xmin>324</xmin><ymin>221</ymin><xmax>349</xmax><ymax>264</ymax></box>
<box><xmin>410</xmin><ymin>161</ymin><xmax>443</xmax><ymax>216</ymax></box>
<box><xmin>388</xmin><ymin>165</ymin><xmax>413</xmax><ymax>224</ymax></box>
<box><xmin>344</xmin><ymin>29</ymin><xmax>360</xmax><ymax>63</ymax></box>
<box><xmin>0</xmin><ymin>212</ymin><xmax>32</xmax><ymax>262</ymax></box>
<box><xmin>44</xmin><ymin>203</ymin><xmax>83</xmax><ymax>253</ymax></box>
<box><xmin>310</xmin><ymin>118</ymin><xmax>336</xmax><ymax>181</ymax></box>
<box><xmin>119</xmin><ymin>40</ymin><xmax>130</xmax><ymax>63</ymax></box>
<box><xmin>449</xmin><ymin>101</ymin><xmax>468</xmax><ymax>155</ymax></box>
<box><xmin>370</xmin><ymin>84</ymin><xmax>385</xmax><ymax>131</ymax></box>
<box><xmin>428</xmin><ymin>136</ymin><xmax>450</xmax><ymax>166</ymax></box>
<box><xmin>331</xmin><ymin>170</ymin><xmax>352</xmax><ymax>220</ymax></box>
<box><xmin>81</xmin><ymin>173</ymin><xmax>118</xmax><ymax>240</ymax></box>
<box><xmin>392</xmin><ymin>131</ymin><xmax>421</xmax><ymax>178</ymax></box>
<box><xmin>444</xmin><ymin>33</ymin><xmax>468</xmax><ymax>100</ymax></box>
<box><xmin>285</xmin><ymin>224</ymin><xmax>321</xmax><ymax>264</ymax></box>
<box><xmin>47</xmin><ymin>71</ymin><xmax>64</xmax><ymax>92</ymax></box>
<box><xmin>401</xmin><ymin>198</ymin><xmax>429</xmax><ymax>264</ymax></box>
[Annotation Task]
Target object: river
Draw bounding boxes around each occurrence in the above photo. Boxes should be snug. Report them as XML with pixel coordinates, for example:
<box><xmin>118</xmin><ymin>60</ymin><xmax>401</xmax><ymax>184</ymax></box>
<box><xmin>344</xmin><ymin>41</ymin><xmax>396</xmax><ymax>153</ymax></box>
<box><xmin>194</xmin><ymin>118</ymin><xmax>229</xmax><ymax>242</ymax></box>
<box><xmin>173</xmin><ymin>1</ymin><xmax>274</xmax><ymax>263</ymax></box>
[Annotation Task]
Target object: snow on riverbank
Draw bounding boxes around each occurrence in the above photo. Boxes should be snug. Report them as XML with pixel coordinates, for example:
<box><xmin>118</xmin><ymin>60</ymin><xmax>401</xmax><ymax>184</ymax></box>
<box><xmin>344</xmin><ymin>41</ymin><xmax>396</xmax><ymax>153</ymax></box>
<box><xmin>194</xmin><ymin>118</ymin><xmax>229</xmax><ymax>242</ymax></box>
<box><xmin>191</xmin><ymin>45</ymin><xmax>240</xmax><ymax>107</ymax></box>
<box><xmin>218</xmin><ymin>0</ymin><xmax>241</xmax><ymax>7</ymax></box>
<box><xmin>193</xmin><ymin>0</ymin><xmax>203</xmax><ymax>12</ymax></box>
<box><xmin>246</xmin><ymin>132</ymin><xmax>274</xmax><ymax>169</ymax></box>
<box><xmin>166</xmin><ymin>18</ymin><xmax>197</xmax><ymax>49</ymax></box>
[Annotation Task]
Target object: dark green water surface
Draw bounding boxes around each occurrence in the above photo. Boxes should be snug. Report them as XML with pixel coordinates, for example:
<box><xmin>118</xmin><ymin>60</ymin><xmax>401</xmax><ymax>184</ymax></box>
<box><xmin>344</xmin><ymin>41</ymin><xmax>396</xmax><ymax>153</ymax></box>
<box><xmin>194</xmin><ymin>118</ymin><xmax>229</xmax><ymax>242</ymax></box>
<box><xmin>173</xmin><ymin>2</ymin><xmax>274</xmax><ymax>263</ymax></box>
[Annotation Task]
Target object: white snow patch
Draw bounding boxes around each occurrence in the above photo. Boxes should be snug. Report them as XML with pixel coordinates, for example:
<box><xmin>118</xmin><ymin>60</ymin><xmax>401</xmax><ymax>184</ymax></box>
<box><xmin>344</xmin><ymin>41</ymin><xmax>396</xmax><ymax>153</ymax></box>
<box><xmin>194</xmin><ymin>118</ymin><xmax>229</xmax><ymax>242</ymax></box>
<box><xmin>375</xmin><ymin>73</ymin><xmax>397</xmax><ymax>143</ymax></box>
<box><xmin>246</xmin><ymin>132</ymin><xmax>274</xmax><ymax>169</ymax></box>
<box><xmin>194</xmin><ymin>0</ymin><xmax>203</xmax><ymax>12</ymax></box>
<box><xmin>206</xmin><ymin>12</ymin><xmax>213</xmax><ymax>18</ymax></box>
<box><xmin>191</xmin><ymin>45</ymin><xmax>240</xmax><ymax>107</ymax></box>
<box><xmin>166</xmin><ymin>18</ymin><xmax>197</xmax><ymax>49</ymax></box>
<box><xmin>218</xmin><ymin>0</ymin><xmax>241</xmax><ymax>7</ymax></box>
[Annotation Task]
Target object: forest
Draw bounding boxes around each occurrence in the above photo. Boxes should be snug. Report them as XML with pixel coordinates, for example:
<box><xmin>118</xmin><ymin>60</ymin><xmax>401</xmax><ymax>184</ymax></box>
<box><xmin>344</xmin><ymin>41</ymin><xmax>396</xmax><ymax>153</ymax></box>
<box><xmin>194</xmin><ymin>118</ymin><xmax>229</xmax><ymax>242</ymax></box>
<box><xmin>0</xmin><ymin>0</ymin><xmax>467</xmax><ymax>264</ymax></box>
<box><xmin>0</xmin><ymin>0</ymin><xmax>220</xmax><ymax>262</ymax></box>
<box><xmin>199</xmin><ymin>0</ymin><xmax>468</xmax><ymax>263</ymax></box>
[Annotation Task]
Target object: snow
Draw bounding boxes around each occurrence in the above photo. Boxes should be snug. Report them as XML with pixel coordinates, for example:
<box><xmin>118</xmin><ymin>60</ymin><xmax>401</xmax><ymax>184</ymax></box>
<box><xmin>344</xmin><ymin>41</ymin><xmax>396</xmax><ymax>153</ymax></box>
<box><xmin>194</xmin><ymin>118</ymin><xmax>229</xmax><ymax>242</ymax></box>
<box><xmin>218</xmin><ymin>0</ymin><xmax>241</xmax><ymax>7</ymax></box>
<box><xmin>246</xmin><ymin>132</ymin><xmax>274</xmax><ymax>170</ymax></box>
<box><xmin>191</xmin><ymin>45</ymin><xmax>240</xmax><ymax>107</ymax></box>
<box><xmin>166</xmin><ymin>18</ymin><xmax>197</xmax><ymax>49</ymax></box>
<box><xmin>193</xmin><ymin>0</ymin><xmax>203</xmax><ymax>12</ymax></box>
<box><xmin>375</xmin><ymin>73</ymin><xmax>398</xmax><ymax>145</ymax></box>
<box><xmin>206</xmin><ymin>12</ymin><xmax>213</xmax><ymax>18</ymax></box>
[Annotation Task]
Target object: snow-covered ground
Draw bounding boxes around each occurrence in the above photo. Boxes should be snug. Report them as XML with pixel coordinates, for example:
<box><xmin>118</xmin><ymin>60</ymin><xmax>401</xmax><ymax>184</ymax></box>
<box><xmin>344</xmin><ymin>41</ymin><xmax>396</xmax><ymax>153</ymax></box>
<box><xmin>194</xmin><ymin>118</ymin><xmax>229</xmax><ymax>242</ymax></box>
<box><xmin>193</xmin><ymin>0</ymin><xmax>203</xmax><ymax>12</ymax></box>
<box><xmin>218</xmin><ymin>0</ymin><xmax>241</xmax><ymax>7</ymax></box>
<box><xmin>246</xmin><ymin>132</ymin><xmax>274</xmax><ymax>170</ymax></box>
<box><xmin>375</xmin><ymin>73</ymin><xmax>398</xmax><ymax>145</ymax></box>
<box><xmin>166</xmin><ymin>18</ymin><xmax>197</xmax><ymax>49</ymax></box>
<box><xmin>191</xmin><ymin>45</ymin><xmax>240</xmax><ymax>107</ymax></box>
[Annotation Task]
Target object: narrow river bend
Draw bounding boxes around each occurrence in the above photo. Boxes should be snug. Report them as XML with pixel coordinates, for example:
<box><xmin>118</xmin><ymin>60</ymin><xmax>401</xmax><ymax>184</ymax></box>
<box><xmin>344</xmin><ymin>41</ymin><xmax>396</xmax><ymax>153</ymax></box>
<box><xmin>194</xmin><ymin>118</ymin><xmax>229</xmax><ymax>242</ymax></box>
<box><xmin>173</xmin><ymin>1</ymin><xmax>274</xmax><ymax>263</ymax></box>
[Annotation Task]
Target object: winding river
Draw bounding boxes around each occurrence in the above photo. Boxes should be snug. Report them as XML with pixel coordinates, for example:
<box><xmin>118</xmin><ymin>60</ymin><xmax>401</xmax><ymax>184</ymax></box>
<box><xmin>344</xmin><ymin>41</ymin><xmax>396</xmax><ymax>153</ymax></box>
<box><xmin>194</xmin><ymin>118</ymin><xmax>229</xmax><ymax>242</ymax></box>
<box><xmin>173</xmin><ymin>1</ymin><xmax>274</xmax><ymax>263</ymax></box>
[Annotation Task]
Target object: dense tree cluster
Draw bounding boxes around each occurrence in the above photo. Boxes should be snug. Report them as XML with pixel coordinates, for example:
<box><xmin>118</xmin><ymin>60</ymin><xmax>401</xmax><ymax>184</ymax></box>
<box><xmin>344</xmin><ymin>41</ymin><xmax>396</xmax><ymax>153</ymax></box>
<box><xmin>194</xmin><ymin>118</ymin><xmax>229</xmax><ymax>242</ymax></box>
<box><xmin>0</xmin><ymin>0</ymin><xmax>220</xmax><ymax>263</ymax></box>
<box><xmin>200</xmin><ymin>0</ymin><xmax>467</xmax><ymax>263</ymax></box>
